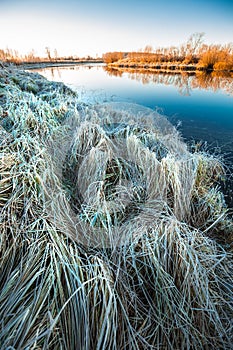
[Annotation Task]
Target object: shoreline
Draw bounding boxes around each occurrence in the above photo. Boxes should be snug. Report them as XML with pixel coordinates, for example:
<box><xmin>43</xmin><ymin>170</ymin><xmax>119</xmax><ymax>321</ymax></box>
<box><xmin>107</xmin><ymin>61</ymin><xmax>233</xmax><ymax>74</ymax></box>
<box><xmin>4</xmin><ymin>59</ymin><xmax>104</xmax><ymax>70</ymax></box>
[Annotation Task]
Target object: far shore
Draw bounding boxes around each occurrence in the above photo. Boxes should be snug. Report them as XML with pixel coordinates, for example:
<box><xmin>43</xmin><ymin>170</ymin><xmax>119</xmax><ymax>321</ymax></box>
<box><xmin>107</xmin><ymin>61</ymin><xmax>233</xmax><ymax>74</ymax></box>
<box><xmin>13</xmin><ymin>59</ymin><xmax>104</xmax><ymax>70</ymax></box>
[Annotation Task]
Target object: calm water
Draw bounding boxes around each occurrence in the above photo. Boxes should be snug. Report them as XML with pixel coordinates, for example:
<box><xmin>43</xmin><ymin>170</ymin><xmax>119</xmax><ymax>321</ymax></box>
<box><xmin>32</xmin><ymin>64</ymin><xmax>233</xmax><ymax>164</ymax></box>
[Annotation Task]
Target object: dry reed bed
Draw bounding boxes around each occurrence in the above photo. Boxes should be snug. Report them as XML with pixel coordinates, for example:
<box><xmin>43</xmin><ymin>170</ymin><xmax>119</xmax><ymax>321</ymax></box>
<box><xmin>0</xmin><ymin>65</ymin><xmax>232</xmax><ymax>349</ymax></box>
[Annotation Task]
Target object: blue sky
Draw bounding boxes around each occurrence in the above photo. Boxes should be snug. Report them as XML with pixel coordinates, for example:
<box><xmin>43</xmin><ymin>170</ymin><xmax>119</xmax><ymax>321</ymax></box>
<box><xmin>0</xmin><ymin>0</ymin><xmax>232</xmax><ymax>57</ymax></box>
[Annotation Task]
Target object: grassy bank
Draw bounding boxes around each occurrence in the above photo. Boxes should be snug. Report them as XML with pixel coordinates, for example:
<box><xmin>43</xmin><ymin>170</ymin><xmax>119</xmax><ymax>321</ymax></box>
<box><xmin>107</xmin><ymin>60</ymin><xmax>233</xmax><ymax>73</ymax></box>
<box><xmin>108</xmin><ymin>61</ymin><xmax>199</xmax><ymax>72</ymax></box>
<box><xmin>103</xmin><ymin>38</ymin><xmax>233</xmax><ymax>73</ymax></box>
<box><xmin>0</xmin><ymin>59</ymin><xmax>104</xmax><ymax>70</ymax></box>
<box><xmin>0</xmin><ymin>64</ymin><xmax>232</xmax><ymax>349</ymax></box>
<box><xmin>18</xmin><ymin>59</ymin><xmax>104</xmax><ymax>70</ymax></box>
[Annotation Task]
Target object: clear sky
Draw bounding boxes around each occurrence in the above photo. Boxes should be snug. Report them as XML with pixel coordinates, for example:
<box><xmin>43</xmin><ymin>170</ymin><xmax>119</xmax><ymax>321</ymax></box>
<box><xmin>0</xmin><ymin>0</ymin><xmax>232</xmax><ymax>58</ymax></box>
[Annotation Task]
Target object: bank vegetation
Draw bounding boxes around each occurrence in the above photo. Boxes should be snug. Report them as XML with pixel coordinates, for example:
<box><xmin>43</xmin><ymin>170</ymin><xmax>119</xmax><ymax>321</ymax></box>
<box><xmin>0</xmin><ymin>47</ymin><xmax>102</xmax><ymax>66</ymax></box>
<box><xmin>103</xmin><ymin>33</ymin><xmax>233</xmax><ymax>72</ymax></box>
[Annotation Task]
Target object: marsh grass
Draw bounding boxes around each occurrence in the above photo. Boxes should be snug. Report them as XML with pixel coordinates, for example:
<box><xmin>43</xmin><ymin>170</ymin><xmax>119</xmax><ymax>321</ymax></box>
<box><xmin>0</xmin><ymin>65</ymin><xmax>232</xmax><ymax>349</ymax></box>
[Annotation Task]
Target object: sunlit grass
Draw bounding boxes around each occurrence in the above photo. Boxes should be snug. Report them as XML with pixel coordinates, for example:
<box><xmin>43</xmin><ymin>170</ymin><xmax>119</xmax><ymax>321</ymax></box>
<box><xmin>0</xmin><ymin>64</ymin><xmax>232</xmax><ymax>349</ymax></box>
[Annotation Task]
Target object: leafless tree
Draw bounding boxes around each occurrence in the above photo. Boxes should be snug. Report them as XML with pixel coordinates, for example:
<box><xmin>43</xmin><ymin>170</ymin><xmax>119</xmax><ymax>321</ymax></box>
<box><xmin>45</xmin><ymin>47</ymin><xmax>52</xmax><ymax>61</ymax></box>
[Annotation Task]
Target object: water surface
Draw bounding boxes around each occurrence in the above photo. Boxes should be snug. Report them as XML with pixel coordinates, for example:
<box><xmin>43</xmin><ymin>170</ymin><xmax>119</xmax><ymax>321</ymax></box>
<box><xmin>32</xmin><ymin>64</ymin><xmax>233</xmax><ymax>164</ymax></box>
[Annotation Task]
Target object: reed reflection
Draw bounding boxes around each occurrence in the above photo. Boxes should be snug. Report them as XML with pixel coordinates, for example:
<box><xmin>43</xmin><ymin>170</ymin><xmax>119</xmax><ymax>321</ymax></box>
<box><xmin>104</xmin><ymin>66</ymin><xmax>233</xmax><ymax>97</ymax></box>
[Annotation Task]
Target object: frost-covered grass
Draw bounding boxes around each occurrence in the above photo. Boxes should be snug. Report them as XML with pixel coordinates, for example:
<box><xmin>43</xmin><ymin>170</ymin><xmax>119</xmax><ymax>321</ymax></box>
<box><xmin>0</xmin><ymin>64</ymin><xmax>232</xmax><ymax>349</ymax></box>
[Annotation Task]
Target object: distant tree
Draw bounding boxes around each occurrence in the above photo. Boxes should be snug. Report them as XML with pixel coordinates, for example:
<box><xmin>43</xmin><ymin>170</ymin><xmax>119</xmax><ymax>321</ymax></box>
<box><xmin>45</xmin><ymin>47</ymin><xmax>51</xmax><ymax>61</ymax></box>
<box><xmin>102</xmin><ymin>52</ymin><xmax>124</xmax><ymax>63</ymax></box>
<box><xmin>144</xmin><ymin>45</ymin><xmax>153</xmax><ymax>53</ymax></box>
<box><xmin>188</xmin><ymin>32</ymin><xmax>205</xmax><ymax>54</ymax></box>
<box><xmin>27</xmin><ymin>49</ymin><xmax>36</xmax><ymax>62</ymax></box>
<box><xmin>54</xmin><ymin>48</ymin><xmax>58</xmax><ymax>61</ymax></box>
<box><xmin>184</xmin><ymin>32</ymin><xmax>205</xmax><ymax>63</ymax></box>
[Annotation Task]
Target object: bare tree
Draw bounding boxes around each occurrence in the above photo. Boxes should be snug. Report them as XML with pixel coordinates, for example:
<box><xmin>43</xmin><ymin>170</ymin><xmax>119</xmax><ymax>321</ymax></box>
<box><xmin>45</xmin><ymin>47</ymin><xmax>51</xmax><ymax>61</ymax></box>
<box><xmin>54</xmin><ymin>48</ymin><xmax>58</xmax><ymax>61</ymax></box>
<box><xmin>144</xmin><ymin>45</ymin><xmax>153</xmax><ymax>53</ymax></box>
<box><xmin>186</xmin><ymin>32</ymin><xmax>205</xmax><ymax>56</ymax></box>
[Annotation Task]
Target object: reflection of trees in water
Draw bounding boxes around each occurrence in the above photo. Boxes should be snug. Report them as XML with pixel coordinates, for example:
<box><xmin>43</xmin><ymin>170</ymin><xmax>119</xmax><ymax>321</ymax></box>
<box><xmin>104</xmin><ymin>67</ymin><xmax>233</xmax><ymax>96</ymax></box>
<box><xmin>104</xmin><ymin>66</ymin><xmax>123</xmax><ymax>77</ymax></box>
<box><xmin>193</xmin><ymin>71</ymin><xmax>233</xmax><ymax>95</ymax></box>
<box><xmin>50</xmin><ymin>67</ymin><xmax>62</xmax><ymax>79</ymax></box>
<box><xmin>130</xmin><ymin>71</ymin><xmax>193</xmax><ymax>96</ymax></box>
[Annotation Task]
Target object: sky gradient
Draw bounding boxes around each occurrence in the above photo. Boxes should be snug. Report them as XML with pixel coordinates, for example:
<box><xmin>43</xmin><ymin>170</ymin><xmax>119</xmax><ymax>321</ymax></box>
<box><xmin>0</xmin><ymin>0</ymin><xmax>232</xmax><ymax>57</ymax></box>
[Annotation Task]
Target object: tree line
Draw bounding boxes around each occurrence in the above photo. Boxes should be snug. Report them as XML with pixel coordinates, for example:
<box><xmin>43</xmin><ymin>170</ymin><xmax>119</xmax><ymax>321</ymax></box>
<box><xmin>0</xmin><ymin>47</ymin><xmax>99</xmax><ymax>64</ymax></box>
<box><xmin>102</xmin><ymin>33</ymin><xmax>233</xmax><ymax>71</ymax></box>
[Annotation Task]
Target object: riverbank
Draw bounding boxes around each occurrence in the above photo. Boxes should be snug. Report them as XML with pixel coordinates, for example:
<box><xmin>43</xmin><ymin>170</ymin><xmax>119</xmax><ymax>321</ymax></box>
<box><xmin>109</xmin><ymin>61</ymin><xmax>197</xmax><ymax>72</ymax></box>
<box><xmin>0</xmin><ymin>64</ymin><xmax>232</xmax><ymax>349</ymax></box>
<box><xmin>0</xmin><ymin>59</ymin><xmax>104</xmax><ymax>70</ymax></box>
<box><xmin>107</xmin><ymin>60</ymin><xmax>233</xmax><ymax>73</ymax></box>
<box><xmin>18</xmin><ymin>59</ymin><xmax>104</xmax><ymax>70</ymax></box>
<box><xmin>103</xmin><ymin>42</ymin><xmax>233</xmax><ymax>73</ymax></box>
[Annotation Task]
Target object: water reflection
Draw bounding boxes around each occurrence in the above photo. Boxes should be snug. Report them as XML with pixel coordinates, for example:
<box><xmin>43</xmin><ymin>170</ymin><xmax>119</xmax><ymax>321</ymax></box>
<box><xmin>104</xmin><ymin>67</ymin><xmax>233</xmax><ymax>97</ymax></box>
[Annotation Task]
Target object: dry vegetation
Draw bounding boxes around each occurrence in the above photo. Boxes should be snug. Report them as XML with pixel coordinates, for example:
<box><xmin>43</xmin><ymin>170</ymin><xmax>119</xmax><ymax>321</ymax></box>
<box><xmin>0</xmin><ymin>47</ymin><xmax>100</xmax><ymax>65</ymax></box>
<box><xmin>0</xmin><ymin>63</ymin><xmax>233</xmax><ymax>349</ymax></box>
<box><xmin>103</xmin><ymin>33</ymin><xmax>233</xmax><ymax>72</ymax></box>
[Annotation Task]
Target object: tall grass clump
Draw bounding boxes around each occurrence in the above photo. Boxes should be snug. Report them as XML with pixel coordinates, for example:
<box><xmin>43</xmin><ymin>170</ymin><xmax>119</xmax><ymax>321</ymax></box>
<box><xmin>0</xmin><ymin>65</ymin><xmax>232</xmax><ymax>349</ymax></box>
